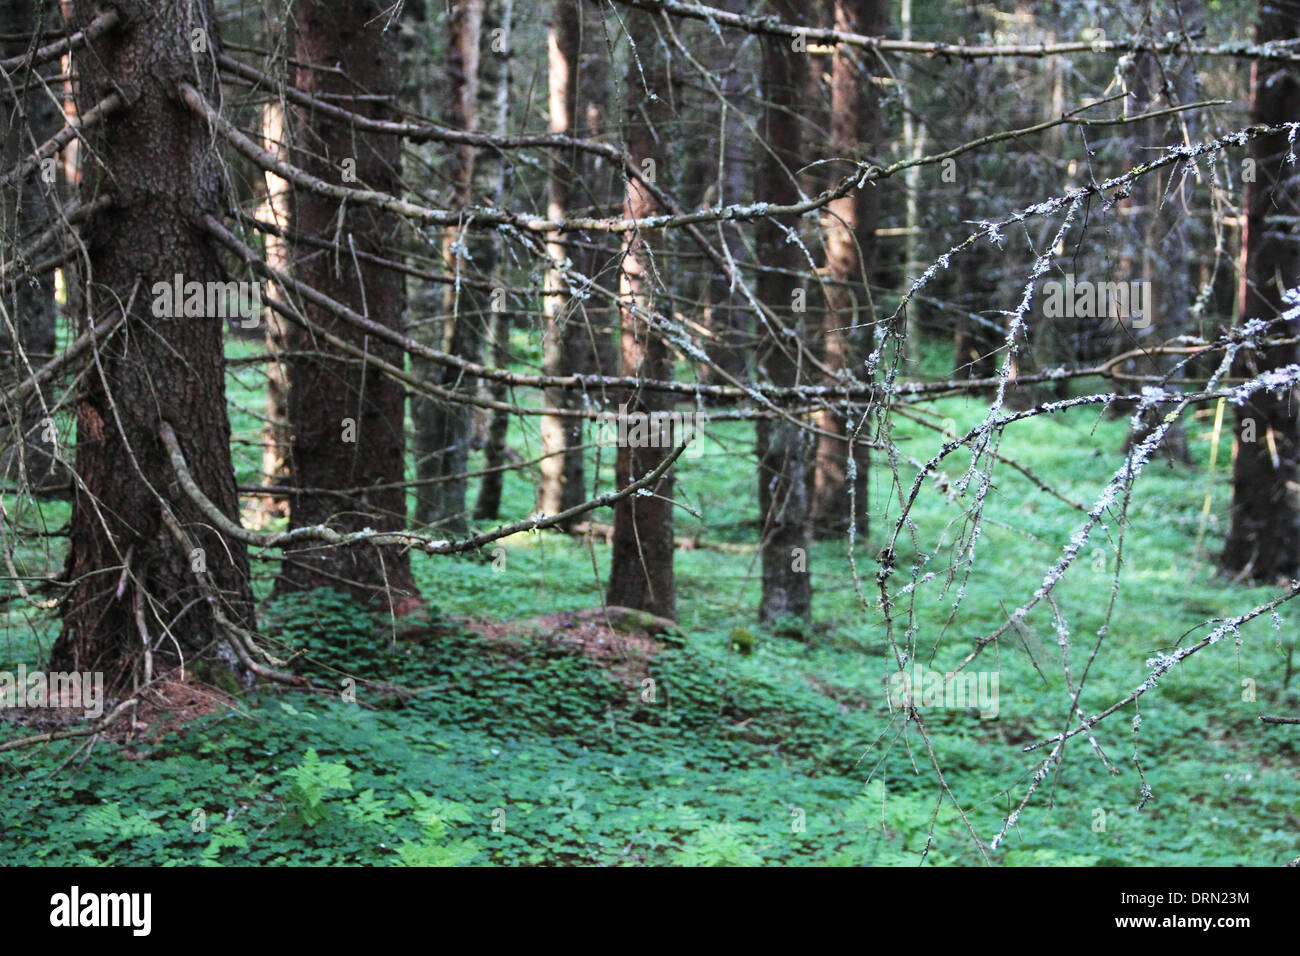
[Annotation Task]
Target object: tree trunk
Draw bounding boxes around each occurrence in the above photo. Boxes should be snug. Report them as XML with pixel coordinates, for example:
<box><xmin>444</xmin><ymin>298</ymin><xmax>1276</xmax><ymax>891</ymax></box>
<box><xmin>51</xmin><ymin>0</ymin><xmax>254</xmax><ymax>691</ymax></box>
<box><xmin>474</xmin><ymin>0</ymin><xmax>517</xmax><ymax>521</ymax></box>
<box><xmin>258</xmin><ymin>0</ymin><xmax>291</xmax><ymax>523</ymax></box>
<box><xmin>606</xmin><ymin>6</ymin><xmax>676</xmax><ymax>621</ymax></box>
<box><xmin>412</xmin><ymin>0</ymin><xmax>483</xmax><ymax>533</ymax></box>
<box><xmin>537</xmin><ymin>0</ymin><xmax>610</xmax><ymax>525</ymax></box>
<box><xmin>274</xmin><ymin>0</ymin><xmax>419</xmax><ymax>610</ymax></box>
<box><xmin>756</xmin><ymin>0</ymin><xmax>812</xmax><ymax>627</ymax></box>
<box><xmin>1222</xmin><ymin>0</ymin><xmax>1300</xmax><ymax>581</ymax></box>
<box><xmin>810</xmin><ymin>0</ymin><xmax>881</xmax><ymax>540</ymax></box>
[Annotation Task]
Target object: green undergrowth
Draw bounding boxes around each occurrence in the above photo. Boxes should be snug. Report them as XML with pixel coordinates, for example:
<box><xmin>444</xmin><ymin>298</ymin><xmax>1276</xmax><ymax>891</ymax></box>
<box><xmin>1</xmin><ymin>335</ymin><xmax>1298</xmax><ymax>865</ymax></box>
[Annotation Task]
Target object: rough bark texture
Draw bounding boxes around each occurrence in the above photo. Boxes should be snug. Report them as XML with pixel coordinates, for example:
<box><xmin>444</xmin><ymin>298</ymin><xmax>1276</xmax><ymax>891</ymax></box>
<box><xmin>51</xmin><ymin>0</ymin><xmax>253</xmax><ymax>690</ymax></box>
<box><xmin>474</xmin><ymin>0</ymin><xmax>517</xmax><ymax>521</ymax></box>
<box><xmin>1222</xmin><ymin>0</ymin><xmax>1300</xmax><ymax>581</ymax></box>
<box><xmin>1</xmin><ymin>0</ymin><xmax>63</xmax><ymax>492</ymax></box>
<box><xmin>810</xmin><ymin>0</ymin><xmax>880</xmax><ymax>540</ymax></box>
<box><xmin>606</xmin><ymin>7</ymin><xmax>676</xmax><ymax>621</ymax></box>
<box><xmin>756</xmin><ymin>0</ymin><xmax>812</xmax><ymax>627</ymax></box>
<box><xmin>274</xmin><ymin>0</ymin><xmax>418</xmax><ymax>609</ymax></box>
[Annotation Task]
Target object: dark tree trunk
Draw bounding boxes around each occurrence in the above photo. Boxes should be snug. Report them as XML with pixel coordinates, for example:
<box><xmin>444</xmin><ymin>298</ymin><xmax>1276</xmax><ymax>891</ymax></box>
<box><xmin>1222</xmin><ymin>0</ymin><xmax>1300</xmax><ymax>581</ymax></box>
<box><xmin>51</xmin><ymin>0</ymin><xmax>254</xmax><ymax>691</ymax></box>
<box><xmin>474</xmin><ymin>0</ymin><xmax>517</xmax><ymax>521</ymax></box>
<box><xmin>1</xmin><ymin>0</ymin><xmax>63</xmax><ymax>492</ymax></box>
<box><xmin>606</xmin><ymin>6</ymin><xmax>676</xmax><ymax>621</ymax></box>
<box><xmin>274</xmin><ymin>0</ymin><xmax>419</xmax><ymax>610</ymax></box>
<box><xmin>810</xmin><ymin>0</ymin><xmax>881</xmax><ymax>540</ymax></box>
<box><xmin>756</xmin><ymin>0</ymin><xmax>812</xmax><ymax>627</ymax></box>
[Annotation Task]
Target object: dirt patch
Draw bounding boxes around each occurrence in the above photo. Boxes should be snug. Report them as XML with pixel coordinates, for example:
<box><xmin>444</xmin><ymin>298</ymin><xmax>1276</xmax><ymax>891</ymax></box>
<box><xmin>1</xmin><ymin>668</ymin><xmax>243</xmax><ymax>756</ymax></box>
<box><xmin>462</xmin><ymin>605</ymin><xmax>681</xmax><ymax>688</ymax></box>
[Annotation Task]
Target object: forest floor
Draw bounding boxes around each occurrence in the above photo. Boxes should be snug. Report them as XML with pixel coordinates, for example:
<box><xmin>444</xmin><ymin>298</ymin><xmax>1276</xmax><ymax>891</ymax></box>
<box><xmin>1</xmin><ymin>336</ymin><xmax>1297</xmax><ymax>865</ymax></box>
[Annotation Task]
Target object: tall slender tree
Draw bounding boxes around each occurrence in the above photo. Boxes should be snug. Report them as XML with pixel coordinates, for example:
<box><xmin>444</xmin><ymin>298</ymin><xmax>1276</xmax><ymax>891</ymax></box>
<box><xmin>606</xmin><ymin>7</ymin><xmax>676</xmax><ymax>620</ymax></box>
<box><xmin>756</xmin><ymin>0</ymin><xmax>813</xmax><ymax>626</ymax></box>
<box><xmin>537</xmin><ymin>0</ymin><xmax>610</xmax><ymax>525</ymax></box>
<box><xmin>473</xmin><ymin>0</ymin><xmax>518</xmax><ymax>521</ymax></box>
<box><xmin>810</xmin><ymin>0</ymin><xmax>882</xmax><ymax>539</ymax></box>
<box><xmin>274</xmin><ymin>0</ymin><xmax>419</xmax><ymax>609</ymax></box>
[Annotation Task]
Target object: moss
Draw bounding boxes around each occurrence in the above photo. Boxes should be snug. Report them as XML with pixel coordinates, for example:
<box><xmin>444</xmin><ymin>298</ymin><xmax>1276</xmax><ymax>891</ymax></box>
<box><xmin>729</xmin><ymin>626</ymin><xmax>755</xmax><ymax>656</ymax></box>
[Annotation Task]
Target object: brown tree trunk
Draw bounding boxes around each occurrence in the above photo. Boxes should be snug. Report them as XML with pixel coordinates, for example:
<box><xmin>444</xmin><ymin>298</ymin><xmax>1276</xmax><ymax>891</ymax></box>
<box><xmin>474</xmin><ymin>0</ymin><xmax>517</xmax><ymax>521</ymax></box>
<box><xmin>412</xmin><ymin>0</ymin><xmax>483</xmax><ymax>533</ymax></box>
<box><xmin>1222</xmin><ymin>0</ymin><xmax>1300</xmax><ymax>581</ymax></box>
<box><xmin>810</xmin><ymin>0</ymin><xmax>881</xmax><ymax>540</ymax></box>
<box><xmin>756</xmin><ymin>0</ymin><xmax>812</xmax><ymax>627</ymax></box>
<box><xmin>51</xmin><ymin>0</ymin><xmax>254</xmax><ymax>691</ymax></box>
<box><xmin>606</xmin><ymin>6</ymin><xmax>676</xmax><ymax>621</ymax></box>
<box><xmin>537</xmin><ymin>0</ymin><xmax>610</xmax><ymax>525</ymax></box>
<box><xmin>274</xmin><ymin>0</ymin><xmax>418</xmax><ymax>610</ymax></box>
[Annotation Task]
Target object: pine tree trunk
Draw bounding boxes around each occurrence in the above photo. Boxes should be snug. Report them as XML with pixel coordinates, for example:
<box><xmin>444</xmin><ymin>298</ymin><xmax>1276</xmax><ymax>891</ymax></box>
<box><xmin>474</xmin><ymin>0</ymin><xmax>517</xmax><ymax>522</ymax></box>
<box><xmin>756</xmin><ymin>0</ymin><xmax>812</xmax><ymax>627</ymax></box>
<box><xmin>810</xmin><ymin>0</ymin><xmax>880</xmax><ymax>540</ymax></box>
<box><xmin>606</xmin><ymin>6</ymin><xmax>676</xmax><ymax>621</ymax></box>
<box><xmin>537</xmin><ymin>0</ymin><xmax>610</xmax><ymax>525</ymax></box>
<box><xmin>274</xmin><ymin>0</ymin><xmax>419</xmax><ymax>610</ymax></box>
<box><xmin>51</xmin><ymin>0</ymin><xmax>254</xmax><ymax>690</ymax></box>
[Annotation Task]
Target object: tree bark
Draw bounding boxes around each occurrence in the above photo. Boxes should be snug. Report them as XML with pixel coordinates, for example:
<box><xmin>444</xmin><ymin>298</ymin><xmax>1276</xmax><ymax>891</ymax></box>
<box><xmin>474</xmin><ymin>0</ymin><xmax>517</xmax><ymax>521</ymax></box>
<box><xmin>606</xmin><ymin>6</ymin><xmax>676</xmax><ymax>621</ymax></box>
<box><xmin>810</xmin><ymin>0</ymin><xmax>881</xmax><ymax>540</ymax></box>
<box><xmin>274</xmin><ymin>0</ymin><xmax>419</xmax><ymax>610</ymax></box>
<box><xmin>537</xmin><ymin>0</ymin><xmax>611</xmax><ymax>525</ymax></box>
<box><xmin>51</xmin><ymin>0</ymin><xmax>254</xmax><ymax>691</ymax></box>
<box><xmin>756</xmin><ymin>0</ymin><xmax>812</xmax><ymax>627</ymax></box>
